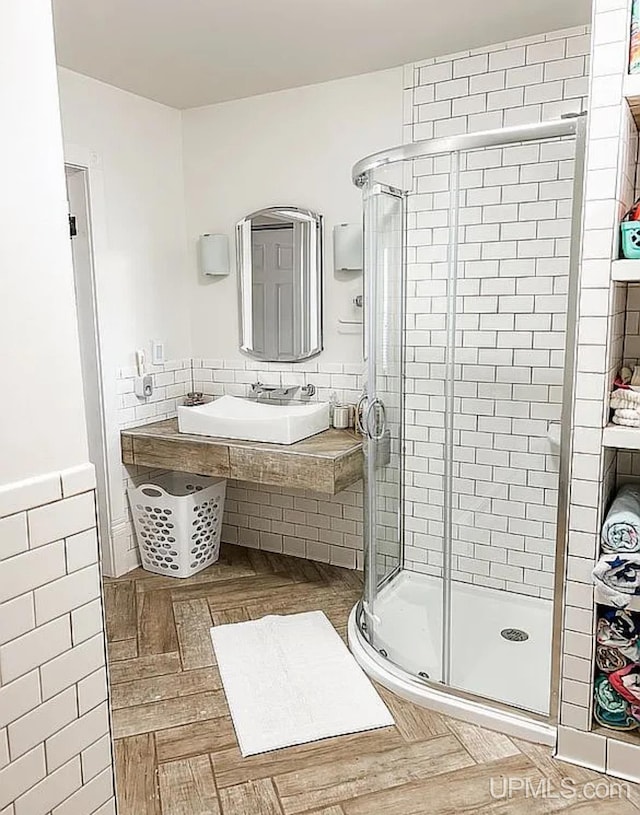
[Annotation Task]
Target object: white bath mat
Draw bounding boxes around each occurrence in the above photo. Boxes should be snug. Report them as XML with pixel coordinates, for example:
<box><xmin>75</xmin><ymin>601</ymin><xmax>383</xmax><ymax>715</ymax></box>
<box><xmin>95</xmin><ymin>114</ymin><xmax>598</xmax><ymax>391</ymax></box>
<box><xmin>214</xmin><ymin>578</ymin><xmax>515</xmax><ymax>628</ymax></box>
<box><xmin>210</xmin><ymin>610</ymin><xmax>394</xmax><ymax>756</ymax></box>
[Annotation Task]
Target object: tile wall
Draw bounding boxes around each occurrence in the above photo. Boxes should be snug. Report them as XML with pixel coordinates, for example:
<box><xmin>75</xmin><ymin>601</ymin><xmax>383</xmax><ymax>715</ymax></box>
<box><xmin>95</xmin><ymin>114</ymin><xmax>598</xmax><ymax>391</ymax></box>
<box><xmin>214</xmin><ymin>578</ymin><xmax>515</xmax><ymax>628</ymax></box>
<box><xmin>556</xmin><ymin>0</ymin><xmax>640</xmax><ymax>783</ymax></box>
<box><xmin>0</xmin><ymin>466</ymin><xmax>116</xmax><ymax>814</ymax></box>
<box><xmin>402</xmin><ymin>25</ymin><xmax>590</xmax><ymax>596</ymax></box>
<box><xmin>115</xmin><ymin>358</ymin><xmax>365</xmax><ymax>573</ymax></box>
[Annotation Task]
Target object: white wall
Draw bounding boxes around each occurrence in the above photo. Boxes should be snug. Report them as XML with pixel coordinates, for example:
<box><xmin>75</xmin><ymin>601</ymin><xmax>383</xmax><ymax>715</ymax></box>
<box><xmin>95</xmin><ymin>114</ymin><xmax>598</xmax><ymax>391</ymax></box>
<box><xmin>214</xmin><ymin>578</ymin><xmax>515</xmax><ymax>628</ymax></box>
<box><xmin>0</xmin><ymin>2</ymin><xmax>115</xmax><ymax>812</ymax></box>
<box><xmin>182</xmin><ymin>68</ymin><xmax>403</xmax><ymax>363</ymax></box>
<box><xmin>0</xmin><ymin>7</ymin><xmax>89</xmax><ymax>484</ymax></box>
<box><xmin>57</xmin><ymin>69</ymin><xmax>192</xmax><ymax>572</ymax></box>
<box><xmin>57</xmin><ymin>68</ymin><xmax>191</xmax><ymax>370</ymax></box>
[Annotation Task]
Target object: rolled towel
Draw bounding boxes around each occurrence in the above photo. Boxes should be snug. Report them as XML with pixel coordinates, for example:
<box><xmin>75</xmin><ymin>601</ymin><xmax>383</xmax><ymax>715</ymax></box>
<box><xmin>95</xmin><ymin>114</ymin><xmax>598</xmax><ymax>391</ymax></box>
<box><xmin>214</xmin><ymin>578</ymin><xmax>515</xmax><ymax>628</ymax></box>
<box><xmin>612</xmin><ymin>409</ymin><xmax>640</xmax><ymax>427</ymax></box>
<box><xmin>596</xmin><ymin>608</ymin><xmax>640</xmax><ymax>663</ymax></box>
<box><xmin>593</xmin><ymin>553</ymin><xmax>640</xmax><ymax>608</ymax></box>
<box><xmin>610</xmin><ymin>388</ymin><xmax>640</xmax><ymax>409</ymax></box>
<box><xmin>602</xmin><ymin>484</ymin><xmax>640</xmax><ymax>553</ymax></box>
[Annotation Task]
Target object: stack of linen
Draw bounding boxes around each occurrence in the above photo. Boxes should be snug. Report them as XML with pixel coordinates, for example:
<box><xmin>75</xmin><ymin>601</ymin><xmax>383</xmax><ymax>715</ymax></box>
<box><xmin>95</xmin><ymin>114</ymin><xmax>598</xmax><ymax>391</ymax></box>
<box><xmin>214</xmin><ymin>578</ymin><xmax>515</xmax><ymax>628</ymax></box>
<box><xmin>595</xmin><ymin>609</ymin><xmax>640</xmax><ymax>730</ymax></box>
<box><xmin>593</xmin><ymin>484</ymin><xmax>640</xmax><ymax>730</ymax></box>
<box><xmin>593</xmin><ymin>484</ymin><xmax>640</xmax><ymax>607</ymax></box>
<box><xmin>610</xmin><ymin>365</ymin><xmax>640</xmax><ymax>426</ymax></box>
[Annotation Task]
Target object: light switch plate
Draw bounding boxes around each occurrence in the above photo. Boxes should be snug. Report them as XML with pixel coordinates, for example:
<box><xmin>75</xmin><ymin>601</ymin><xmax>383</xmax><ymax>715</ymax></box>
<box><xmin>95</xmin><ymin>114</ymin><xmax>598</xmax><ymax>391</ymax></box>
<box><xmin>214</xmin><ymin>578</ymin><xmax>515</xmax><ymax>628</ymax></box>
<box><xmin>151</xmin><ymin>340</ymin><xmax>165</xmax><ymax>366</ymax></box>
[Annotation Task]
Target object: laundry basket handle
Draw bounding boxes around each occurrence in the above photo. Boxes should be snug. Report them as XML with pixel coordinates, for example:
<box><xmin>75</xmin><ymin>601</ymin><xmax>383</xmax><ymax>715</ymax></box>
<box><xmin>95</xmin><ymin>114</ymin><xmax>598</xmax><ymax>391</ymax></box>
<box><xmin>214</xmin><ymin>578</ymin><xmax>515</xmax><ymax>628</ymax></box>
<box><xmin>140</xmin><ymin>485</ymin><xmax>164</xmax><ymax>498</ymax></box>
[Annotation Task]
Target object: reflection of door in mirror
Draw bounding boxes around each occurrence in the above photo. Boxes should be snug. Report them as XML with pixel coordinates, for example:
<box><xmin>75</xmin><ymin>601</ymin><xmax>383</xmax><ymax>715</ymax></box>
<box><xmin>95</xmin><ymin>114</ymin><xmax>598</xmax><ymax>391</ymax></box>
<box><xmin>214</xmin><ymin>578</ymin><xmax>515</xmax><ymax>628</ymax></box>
<box><xmin>237</xmin><ymin>206</ymin><xmax>322</xmax><ymax>362</ymax></box>
<box><xmin>251</xmin><ymin>223</ymin><xmax>300</xmax><ymax>358</ymax></box>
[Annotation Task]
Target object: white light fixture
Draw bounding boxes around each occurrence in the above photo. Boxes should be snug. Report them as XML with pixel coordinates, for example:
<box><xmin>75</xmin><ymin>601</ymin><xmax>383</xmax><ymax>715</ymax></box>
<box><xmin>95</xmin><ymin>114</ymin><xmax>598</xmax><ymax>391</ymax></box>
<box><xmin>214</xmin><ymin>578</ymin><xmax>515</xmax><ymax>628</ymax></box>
<box><xmin>333</xmin><ymin>223</ymin><xmax>363</xmax><ymax>272</ymax></box>
<box><xmin>198</xmin><ymin>233</ymin><xmax>230</xmax><ymax>276</ymax></box>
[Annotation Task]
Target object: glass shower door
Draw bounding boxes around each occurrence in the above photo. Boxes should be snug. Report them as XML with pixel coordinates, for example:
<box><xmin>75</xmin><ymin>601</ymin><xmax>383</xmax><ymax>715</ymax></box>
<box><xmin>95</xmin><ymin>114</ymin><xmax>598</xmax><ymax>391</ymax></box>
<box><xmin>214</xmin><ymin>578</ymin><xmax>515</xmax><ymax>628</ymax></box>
<box><xmin>361</xmin><ymin>184</ymin><xmax>405</xmax><ymax>630</ymax></box>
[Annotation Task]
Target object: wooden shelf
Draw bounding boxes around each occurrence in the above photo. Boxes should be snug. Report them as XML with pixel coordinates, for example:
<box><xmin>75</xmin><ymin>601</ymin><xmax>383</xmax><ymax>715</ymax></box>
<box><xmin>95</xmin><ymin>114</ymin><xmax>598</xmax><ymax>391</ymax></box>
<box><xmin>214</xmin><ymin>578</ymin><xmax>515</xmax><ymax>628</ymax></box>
<box><xmin>612</xmin><ymin>259</ymin><xmax>640</xmax><ymax>281</ymax></box>
<box><xmin>624</xmin><ymin>73</ymin><xmax>640</xmax><ymax>127</ymax></box>
<box><xmin>602</xmin><ymin>423</ymin><xmax>640</xmax><ymax>450</ymax></box>
<box><xmin>121</xmin><ymin>419</ymin><xmax>363</xmax><ymax>495</ymax></box>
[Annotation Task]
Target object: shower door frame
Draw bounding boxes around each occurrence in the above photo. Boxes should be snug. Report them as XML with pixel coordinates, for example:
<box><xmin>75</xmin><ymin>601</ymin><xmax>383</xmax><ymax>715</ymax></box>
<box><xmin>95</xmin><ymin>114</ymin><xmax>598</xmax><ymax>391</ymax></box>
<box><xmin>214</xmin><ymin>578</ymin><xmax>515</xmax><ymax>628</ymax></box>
<box><xmin>361</xmin><ymin>181</ymin><xmax>407</xmax><ymax>620</ymax></box>
<box><xmin>355</xmin><ymin>114</ymin><xmax>587</xmax><ymax>725</ymax></box>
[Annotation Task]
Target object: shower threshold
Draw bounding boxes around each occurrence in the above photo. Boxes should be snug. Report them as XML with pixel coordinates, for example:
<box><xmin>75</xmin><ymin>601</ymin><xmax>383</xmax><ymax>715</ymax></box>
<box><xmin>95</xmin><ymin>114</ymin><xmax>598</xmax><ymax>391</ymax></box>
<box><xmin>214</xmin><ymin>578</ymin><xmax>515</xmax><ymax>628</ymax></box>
<box><xmin>348</xmin><ymin>571</ymin><xmax>555</xmax><ymax>746</ymax></box>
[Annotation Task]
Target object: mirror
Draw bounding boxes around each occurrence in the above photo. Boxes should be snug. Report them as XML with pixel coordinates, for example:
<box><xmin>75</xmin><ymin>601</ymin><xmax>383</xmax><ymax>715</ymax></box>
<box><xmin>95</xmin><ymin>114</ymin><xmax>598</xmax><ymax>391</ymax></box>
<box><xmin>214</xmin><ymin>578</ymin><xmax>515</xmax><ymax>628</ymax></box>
<box><xmin>237</xmin><ymin>206</ymin><xmax>323</xmax><ymax>361</ymax></box>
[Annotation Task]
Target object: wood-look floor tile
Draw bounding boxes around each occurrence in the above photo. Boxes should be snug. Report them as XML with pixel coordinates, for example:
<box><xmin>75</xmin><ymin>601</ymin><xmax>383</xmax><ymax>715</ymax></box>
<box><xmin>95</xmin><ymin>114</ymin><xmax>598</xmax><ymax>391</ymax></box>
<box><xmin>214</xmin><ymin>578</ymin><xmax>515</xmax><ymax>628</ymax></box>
<box><xmin>246</xmin><ymin>549</ymin><xmax>326</xmax><ymax>584</ymax></box>
<box><xmin>245</xmin><ymin>595</ymin><xmax>352</xmax><ymax>622</ymax></box>
<box><xmin>108</xmin><ymin>637</ymin><xmax>138</xmax><ymax>662</ymax></box>
<box><xmin>377</xmin><ymin>686</ymin><xmax>450</xmax><ymax>742</ymax></box>
<box><xmin>104</xmin><ymin>580</ymin><xmax>137</xmax><ymax>641</ymax></box>
<box><xmin>304</xmin><ymin>808</ymin><xmax>345</xmax><ymax>815</ymax></box>
<box><xmin>115</xmin><ymin>733</ymin><xmax>160</xmax><ymax>815</ymax></box>
<box><xmin>134</xmin><ymin>557</ymin><xmax>256</xmax><ymax>593</ymax></box>
<box><xmin>210</xmin><ymin>607</ymin><xmax>251</xmax><ymax>627</ymax></box>
<box><xmin>112</xmin><ymin>690</ymin><xmax>228</xmax><ymax>739</ymax></box>
<box><xmin>173</xmin><ymin>599</ymin><xmax>215</xmax><ymax>669</ymax></box>
<box><xmin>158</xmin><ymin>755</ymin><xmax>220</xmax><ymax>815</ymax></box>
<box><xmin>111</xmin><ymin>667</ymin><xmax>221</xmax><ymax>709</ymax></box>
<box><xmin>109</xmin><ymin>651</ymin><xmax>182</xmax><ymax>684</ymax></box>
<box><xmin>219</xmin><ymin>779</ymin><xmax>283</xmax><ymax>815</ymax></box>
<box><xmin>273</xmin><ymin>734</ymin><xmax>474</xmax><ymax>814</ymax></box>
<box><xmin>211</xmin><ymin>727</ymin><xmax>403</xmax><ymax>790</ymax></box>
<box><xmin>341</xmin><ymin>753</ymin><xmax>538</xmax><ymax>815</ymax></box>
<box><xmin>138</xmin><ymin>589</ymin><xmax>178</xmax><ymax>656</ymax></box>
<box><xmin>558</xmin><ymin>800</ymin><xmax>639</xmax><ymax>815</ymax></box>
<box><xmin>445</xmin><ymin>718</ymin><xmax>520</xmax><ymax>763</ymax></box>
<box><xmin>155</xmin><ymin>718</ymin><xmax>237</xmax><ymax>763</ymax></box>
<box><xmin>174</xmin><ymin>573</ymin><xmax>295</xmax><ymax>605</ymax></box>
<box><xmin>512</xmin><ymin>739</ymin><xmax>600</xmax><ymax>788</ymax></box>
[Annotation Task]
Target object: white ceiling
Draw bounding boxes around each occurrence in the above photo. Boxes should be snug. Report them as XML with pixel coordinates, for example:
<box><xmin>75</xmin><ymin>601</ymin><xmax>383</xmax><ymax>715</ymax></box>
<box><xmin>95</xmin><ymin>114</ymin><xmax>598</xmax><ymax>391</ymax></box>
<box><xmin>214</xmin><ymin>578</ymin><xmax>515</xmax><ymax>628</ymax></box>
<box><xmin>52</xmin><ymin>0</ymin><xmax>591</xmax><ymax>110</ymax></box>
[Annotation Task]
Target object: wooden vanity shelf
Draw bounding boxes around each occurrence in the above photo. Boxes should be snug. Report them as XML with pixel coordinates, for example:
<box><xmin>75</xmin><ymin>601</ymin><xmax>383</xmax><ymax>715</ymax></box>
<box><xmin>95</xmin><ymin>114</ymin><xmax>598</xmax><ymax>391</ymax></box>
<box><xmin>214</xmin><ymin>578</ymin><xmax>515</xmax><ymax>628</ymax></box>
<box><xmin>121</xmin><ymin>419</ymin><xmax>364</xmax><ymax>495</ymax></box>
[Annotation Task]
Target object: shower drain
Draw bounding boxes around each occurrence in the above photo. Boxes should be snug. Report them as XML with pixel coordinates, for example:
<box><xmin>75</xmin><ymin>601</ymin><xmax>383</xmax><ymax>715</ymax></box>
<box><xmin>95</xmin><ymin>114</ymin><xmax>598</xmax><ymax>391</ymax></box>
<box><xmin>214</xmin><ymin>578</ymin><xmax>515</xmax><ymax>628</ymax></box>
<box><xmin>501</xmin><ymin>628</ymin><xmax>529</xmax><ymax>642</ymax></box>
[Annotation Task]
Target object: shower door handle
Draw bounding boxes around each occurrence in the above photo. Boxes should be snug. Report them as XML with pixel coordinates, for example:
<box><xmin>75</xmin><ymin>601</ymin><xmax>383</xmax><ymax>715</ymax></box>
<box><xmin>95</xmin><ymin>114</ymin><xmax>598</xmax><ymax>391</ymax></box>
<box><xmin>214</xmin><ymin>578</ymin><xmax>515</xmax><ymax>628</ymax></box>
<box><xmin>364</xmin><ymin>398</ymin><xmax>387</xmax><ymax>440</ymax></box>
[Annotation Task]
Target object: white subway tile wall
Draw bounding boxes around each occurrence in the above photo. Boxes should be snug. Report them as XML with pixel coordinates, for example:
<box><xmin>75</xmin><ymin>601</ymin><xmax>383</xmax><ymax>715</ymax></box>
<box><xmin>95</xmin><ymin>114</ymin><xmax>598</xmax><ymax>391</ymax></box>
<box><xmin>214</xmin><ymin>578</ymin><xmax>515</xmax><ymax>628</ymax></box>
<box><xmin>402</xmin><ymin>25</ymin><xmax>589</xmax><ymax>596</ymax></box>
<box><xmin>115</xmin><ymin>359</ymin><xmax>193</xmax><ymax>574</ymax></box>
<box><xmin>193</xmin><ymin>358</ymin><xmax>365</xmax><ymax>568</ymax></box>
<box><xmin>115</xmin><ymin>358</ymin><xmax>365</xmax><ymax>572</ymax></box>
<box><xmin>558</xmin><ymin>0</ymin><xmax>640</xmax><ymax>784</ymax></box>
<box><xmin>0</xmin><ymin>468</ymin><xmax>115</xmax><ymax>813</ymax></box>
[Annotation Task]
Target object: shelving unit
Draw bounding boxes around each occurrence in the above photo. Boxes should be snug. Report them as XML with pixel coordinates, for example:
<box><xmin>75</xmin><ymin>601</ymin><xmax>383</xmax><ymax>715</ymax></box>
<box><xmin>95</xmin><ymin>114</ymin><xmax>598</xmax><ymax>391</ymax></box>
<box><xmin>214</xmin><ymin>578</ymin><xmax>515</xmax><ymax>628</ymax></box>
<box><xmin>602</xmin><ymin>423</ymin><xmax>640</xmax><ymax>449</ymax></box>
<box><xmin>612</xmin><ymin>259</ymin><xmax>640</xmax><ymax>281</ymax></box>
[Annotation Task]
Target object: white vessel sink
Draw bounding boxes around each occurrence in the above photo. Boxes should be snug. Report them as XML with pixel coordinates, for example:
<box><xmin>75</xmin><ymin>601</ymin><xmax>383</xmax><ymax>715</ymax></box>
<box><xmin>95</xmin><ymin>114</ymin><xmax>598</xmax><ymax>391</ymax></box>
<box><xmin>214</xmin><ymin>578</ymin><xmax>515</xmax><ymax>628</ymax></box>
<box><xmin>177</xmin><ymin>395</ymin><xmax>330</xmax><ymax>445</ymax></box>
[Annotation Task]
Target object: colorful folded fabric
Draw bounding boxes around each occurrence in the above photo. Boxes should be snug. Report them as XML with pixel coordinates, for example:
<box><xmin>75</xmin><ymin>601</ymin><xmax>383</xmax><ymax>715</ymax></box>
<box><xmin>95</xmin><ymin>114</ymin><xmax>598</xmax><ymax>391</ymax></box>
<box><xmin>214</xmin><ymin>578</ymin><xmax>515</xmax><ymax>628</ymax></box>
<box><xmin>609</xmin><ymin>663</ymin><xmax>640</xmax><ymax>705</ymax></box>
<box><xmin>593</xmin><ymin>553</ymin><xmax>640</xmax><ymax>607</ymax></box>
<box><xmin>602</xmin><ymin>484</ymin><xmax>640</xmax><ymax>554</ymax></box>
<box><xmin>593</xmin><ymin>674</ymin><xmax>639</xmax><ymax>730</ymax></box>
<box><xmin>596</xmin><ymin>608</ymin><xmax>640</xmax><ymax>663</ymax></box>
<box><xmin>595</xmin><ymin>644</ymin><xmax>628</xmax><ymax>674</ymax></box>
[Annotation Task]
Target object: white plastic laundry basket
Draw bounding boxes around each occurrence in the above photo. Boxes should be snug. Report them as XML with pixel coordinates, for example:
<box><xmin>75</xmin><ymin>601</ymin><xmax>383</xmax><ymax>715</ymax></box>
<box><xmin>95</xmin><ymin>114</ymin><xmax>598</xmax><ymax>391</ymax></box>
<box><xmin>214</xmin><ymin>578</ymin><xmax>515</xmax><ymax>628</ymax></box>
<box><xmin>128</xmin><ymin>472</ymin><xmax>226</xmax><ymax>578</ymax></box>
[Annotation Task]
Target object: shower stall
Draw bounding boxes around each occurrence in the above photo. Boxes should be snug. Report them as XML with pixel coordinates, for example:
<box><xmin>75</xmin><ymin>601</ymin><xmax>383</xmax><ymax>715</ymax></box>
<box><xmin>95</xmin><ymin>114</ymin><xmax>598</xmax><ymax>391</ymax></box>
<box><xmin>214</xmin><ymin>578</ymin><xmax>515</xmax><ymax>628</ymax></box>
<box><xmin>348</xmin><ymin>116</ymin><xmax>587</xmax><ymax>742</ymax></box>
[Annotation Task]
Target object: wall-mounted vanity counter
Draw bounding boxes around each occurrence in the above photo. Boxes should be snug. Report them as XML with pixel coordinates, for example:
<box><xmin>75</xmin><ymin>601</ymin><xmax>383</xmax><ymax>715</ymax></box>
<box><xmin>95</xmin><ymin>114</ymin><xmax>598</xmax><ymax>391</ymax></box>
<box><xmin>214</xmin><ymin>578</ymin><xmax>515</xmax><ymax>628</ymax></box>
<box><xmin>121</xmin><ymin>419</ymin><xmax>363</xmax><ymax>495</ymax></box>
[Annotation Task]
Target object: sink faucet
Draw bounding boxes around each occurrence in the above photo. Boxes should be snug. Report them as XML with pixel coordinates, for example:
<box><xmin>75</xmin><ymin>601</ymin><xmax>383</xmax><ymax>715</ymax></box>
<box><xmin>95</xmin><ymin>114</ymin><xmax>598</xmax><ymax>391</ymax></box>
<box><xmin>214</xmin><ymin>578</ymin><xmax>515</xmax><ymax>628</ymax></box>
<box><xmin>249</xmin><ymin>381</ymin><xmax>316</xmax><ymax>400</ymax></box>
<box><xmin>249</xmin><ymin>381</ymin><xmax>299</xmax><ymax>399</ymax></box>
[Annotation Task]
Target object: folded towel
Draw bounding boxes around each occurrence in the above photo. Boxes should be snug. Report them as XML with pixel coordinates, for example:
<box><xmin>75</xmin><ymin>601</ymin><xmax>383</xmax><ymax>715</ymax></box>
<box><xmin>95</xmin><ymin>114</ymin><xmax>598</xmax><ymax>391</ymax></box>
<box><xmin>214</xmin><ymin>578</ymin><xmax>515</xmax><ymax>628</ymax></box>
<box><xmin>610</xmin><ymin>663</ymin><xmax>640</xmax><ymax>705</ymax></box>
<box><xmin>593</xmin><ymin>674</ymin><xmax>639</xmax><ymax>730</ymax></box>
<box><xmin>612</xmin><ymin>409</ymin><xmax>640</xmax><ymax>427</ymax></box>
<box><xmin>593</xmin><ymin>553</ymin><xmax>640</xmax><ymax>608</ymax></box>
<box><xmin>595</xmin><ymin>644</ymin><xmax>628</xmax><ymax>673</ymax></box>
<box><xmin>610</xmin><ymin>389</ymin><xmax>640</xmax><ymax>410</ymax></box>
<box><xmin>596</xmin><ymin>608</ymin><xmax>640</xmax><ymax>662</ymax></box>
<box><xmin>602</xmin><ymin>484</ymin><xmax>640</xmax><ymax>554</ymax></box>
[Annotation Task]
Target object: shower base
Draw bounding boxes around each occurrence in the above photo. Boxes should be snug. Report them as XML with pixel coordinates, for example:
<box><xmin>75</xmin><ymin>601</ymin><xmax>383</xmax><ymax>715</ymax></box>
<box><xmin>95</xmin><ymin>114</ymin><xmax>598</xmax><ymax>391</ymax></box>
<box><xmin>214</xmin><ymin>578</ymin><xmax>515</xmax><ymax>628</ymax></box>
<box><xmin>348</xmin><ymin>571</ymin><xmax>556</xmax><ymax>746</ymax></box>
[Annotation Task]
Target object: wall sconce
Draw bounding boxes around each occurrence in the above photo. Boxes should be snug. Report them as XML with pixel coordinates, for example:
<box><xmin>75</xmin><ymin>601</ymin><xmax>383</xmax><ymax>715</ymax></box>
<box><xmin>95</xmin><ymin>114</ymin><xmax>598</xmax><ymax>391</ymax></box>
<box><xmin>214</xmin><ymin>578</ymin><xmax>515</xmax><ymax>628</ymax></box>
<box><xmin>333</xmin><ymin>223</ymin><xmax>363</xmax><ymax>272</ymax></box>
<box><xmin>198</xmin><ymin>233</ymin><xmax>230</xmax><ymax>277</ymax></box>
